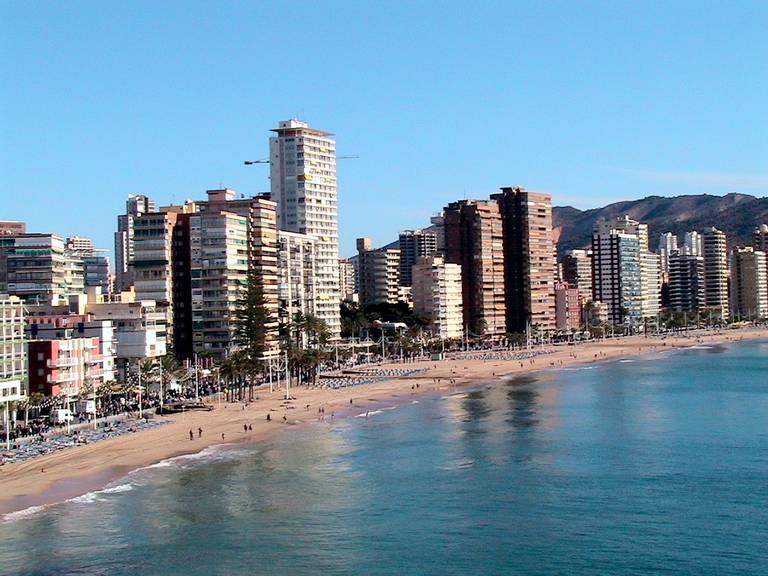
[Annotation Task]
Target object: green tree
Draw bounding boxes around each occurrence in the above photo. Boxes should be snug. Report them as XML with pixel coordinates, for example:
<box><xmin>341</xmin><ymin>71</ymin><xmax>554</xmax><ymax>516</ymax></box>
<box><xmin>232</xmin><ymin>271</ymin><xmax>274</xmax><ymax>365</ymax></box>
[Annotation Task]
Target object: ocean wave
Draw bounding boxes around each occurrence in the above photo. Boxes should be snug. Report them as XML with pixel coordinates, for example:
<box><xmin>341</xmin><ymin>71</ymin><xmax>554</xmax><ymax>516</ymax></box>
<box><xmin>1</xmin><ymin>505</ymin><xmax>47</xmax><ymax>523</ymax></box>
<box><xmin>2</xmin><ymin>482</ymin><xmax>136</xmax><ymax>523</ymax></box>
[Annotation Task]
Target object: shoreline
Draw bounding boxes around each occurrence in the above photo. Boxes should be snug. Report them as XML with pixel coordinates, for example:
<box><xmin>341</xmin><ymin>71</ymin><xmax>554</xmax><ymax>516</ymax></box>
<box><xmin>2</xmin><ymin>327</ymin><xmax>766</xmax><ymax>519</ymax></box>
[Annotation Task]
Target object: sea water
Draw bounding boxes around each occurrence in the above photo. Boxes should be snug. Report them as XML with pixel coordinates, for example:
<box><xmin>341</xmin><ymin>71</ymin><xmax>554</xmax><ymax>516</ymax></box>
<box><xmin>1</xmin><ymin>340</ymin><xmax>767</xmax><ymax>575</ymax></box>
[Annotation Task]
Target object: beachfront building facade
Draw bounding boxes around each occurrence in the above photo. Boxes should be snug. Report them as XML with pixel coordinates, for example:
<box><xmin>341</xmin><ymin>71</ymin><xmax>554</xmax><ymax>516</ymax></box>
<box><xmin>562</xmin><ymin>249</ymin><xmax>593</xmax><ymax>301</ymax></box>
<box><xmin>411</xmin><ymin>256</ymin><xmax>463</xmax><ymax>339</ymax></box>
<box><xmin>278</xmin><ymin>230</ymin><xmax>319</xmax><ymax>328</ymax></box>
<box><xmin>444</xmin><ymin>199</ymin><xmax>507</xmax><ymax>337</ymax></box>
<box><xmin>198</xmin><ymin>190</ymin><xmax>280</xmax><ymax>357</ymax></box>
<box><xmin>1</xmin><ymin>296</ymin><xmax>27</xmax><ymax>424</ymax></box>
<box><xmin>356</xmin><ymin>238</ymin><xmax>401</xmax><ymax>306</ymax></box>
<box><xmin>270</xmin><ymin>119</ymin><xmax>341</xmax><ymax>338</ymax></box>
<box><xmin>27</xmin><ymin>334</ymin><xmax>108</xmax><ymax>398</ymax></box>
<box><xmin>114</xmin><ymin>194</ymin><xmax>156</xmax><ymax>293</ymax></box>
<box><xmin>187</xmin><ymin>211</ymin><xmax>249</xmax><ymax>360</ymax></box>
<box><xmin>492</xmin><ymin>187</ymin><xmax>557</xmax><ymax>334</ymax></box>
<box><xmin>554</xmin><ymin>283</ymin><xmax>581</xmax><ymax>332</ymax></box>
<box><xmin>701</xmin><ymin>227</ymin><xmax>729</xmax><ymax>320</ymax></box>
<box><xmin>668</xmin><ymin>253</ymin><xmax>705</xmax><ymax>313</ymax></box>
<box><xmin>730</xmin><ymin>247</ymin><xmax>768</xmax><ymax>320</ymax></box>
<box><xmin>639</xmin><ymin>250</ymin><xmax>662</xmax><ymax>319</ymax></box>
<box><xmin>398</xmin><ymin>229</ymin><xmax>438</xmax><ymax>287</ymax></box>
<box><xmin>591</xmin><ymin>218</ymin><xmax>643</xmax><ymax>329</ymax></box>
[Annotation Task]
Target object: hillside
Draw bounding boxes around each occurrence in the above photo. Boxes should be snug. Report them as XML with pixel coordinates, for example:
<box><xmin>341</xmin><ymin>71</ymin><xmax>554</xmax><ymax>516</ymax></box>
<box><xmin>554</xmin><ymin>193</ymin><xmax>768</xmax><ymax>254</ymax></box>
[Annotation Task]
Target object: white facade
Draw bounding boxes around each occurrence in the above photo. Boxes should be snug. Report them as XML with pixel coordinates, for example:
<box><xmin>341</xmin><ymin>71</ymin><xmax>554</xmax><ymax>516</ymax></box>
<box><xmin>270</xmin><ymin>120</ymin><xmax>341</xmax><ymax>338</ymax></box>
<box><xmin>411</xmin><ymin>257</ymin><xmax>463</xmax><ymax>339</ymax></box>
<box><xmin>0</xmin><ymin>295</ymin><xmax>26</xmax><ymax>403</ymax></box>
<box><xmin>86</xmin><ymin>300</ymin><xmax>167</xmax><ymax>360</ymax></box>
<box><xmin>639</xmin><ymin>251</ymin><xmax>661</xmax><ymax>319</ymax></box>
<box><xmin>278</xmin><ymin>230</ymin><xmax>318</xmax><ymax>325</ymax></box>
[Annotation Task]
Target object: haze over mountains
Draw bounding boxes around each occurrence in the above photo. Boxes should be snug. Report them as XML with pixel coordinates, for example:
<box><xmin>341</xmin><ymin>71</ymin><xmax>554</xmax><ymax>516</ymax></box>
<box><xmin>554</xmin><ymin>193</ymin><xmax>768</xmax><ymax>255</ymax></box>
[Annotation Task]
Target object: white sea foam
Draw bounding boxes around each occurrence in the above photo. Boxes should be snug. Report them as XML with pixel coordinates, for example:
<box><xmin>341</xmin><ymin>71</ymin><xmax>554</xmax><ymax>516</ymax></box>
<box><xmin>619</xmin><ymin>359</ymin><xmax>635</xmax><ymax>363</ymax></box>
<box><xmin>354</xmin><ymin>409</ymin><xmax>384</xmax><ymax>418</ymax></box>
<box><xmin>1</xmin><ymin>505</ymin><xmax>47</xmax><ymax>523</ymax></box>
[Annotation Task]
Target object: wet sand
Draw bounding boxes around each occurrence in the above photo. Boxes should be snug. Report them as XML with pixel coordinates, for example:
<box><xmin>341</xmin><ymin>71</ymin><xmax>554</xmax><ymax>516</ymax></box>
<box><xmin>1</xmin><ymin>327</ymin><xmax>766</xmax><ymax>517</ymax></box>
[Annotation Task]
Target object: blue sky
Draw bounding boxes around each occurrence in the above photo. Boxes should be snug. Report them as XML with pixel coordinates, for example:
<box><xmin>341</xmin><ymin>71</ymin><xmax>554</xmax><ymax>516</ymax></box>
<box><xmin>2</xmin><ymin>1</ymin><xmax>766</xmax><ymax>258</ymax></box>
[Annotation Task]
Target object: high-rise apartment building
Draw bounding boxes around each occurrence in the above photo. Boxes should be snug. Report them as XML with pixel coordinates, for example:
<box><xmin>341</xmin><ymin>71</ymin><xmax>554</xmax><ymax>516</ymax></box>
<box><xmin>67</xmin><ymin>236</ymin><xmax>110</xmax><ymax>292</ymax></box>
<box><xmin>562</xmin><ymin>249</ymin><xmax>593</xmax><ymax>300</ymax></box>
<box><xmin>270</xmin><ymin>120</ymin><xmax>341</xmax><ymax>338</ymax></box>
<box><xmin>444</xmin><ymin>200</ymin><xmax>506</xmax><ymax>337</ymax></box>
<box><xmin>683</xmin><ymin>231</ymin><xmax>702</xmax><ymax>256</ymax></box>
<box><xmin>754</xmin><ymin>224</ymin><xmax>768</xmax><ymax>252</ymax></box>
<box><xmin>356</xmin><ymin>238</ymin><xmax>401</xmax><ymax>306</ymax></box>
<box><xmin>730</xmin><ymin>247</ymin><xmax>768</xmax><ymax>320</ymax></box>
<box><xmin>591</xmin><ymin>218</ymin><xmax>643</xmax><ymax>327</ymax></box>
<box><xmin>668</xmin><ymin>253</ymin><xmax>705</xmax><ymax>313</ymax></box>
<box><xmin>188</xmin><ymin>211</ymin><xmax>249</xmax><ymax>359</ymax></box>
<box><xmin>640</xmin><ymin>251</ymin><xmax>662</xmax><ymax>319</ymax></box>
<box><xmin>338</xmin><ymin>258</ymin><xmax>356</xmax><ymax>302</ymax></box>
<box><xmin>114</xmin><ymin>195</ymin><xmax>156</xmax><ymax>293</ymax></box>
<box><xmin>491</xmin><ymin>187</ymin><xmax>556</xmax><ymax>333</ymax></box>
<box><xmin>411</xmin><ymin>256</ymin><xmax>463</xmax><ymax>339</ymax></box>
<box><xmin>2</xmin><ymin>234</ymin><xmax>83</xmax><ymax>303</ymax></box>
<box><xmin>133</xmin><ymin>211</ymin><xmax>179</xmax><ymax>307</ymax></box>
<box><xmin>198</xmin><ymin>190</ymin><xmax>280</xmax><ymax>356</ymax></box>
<box><xmin>278</xmin><ymin>231</ymin><xmax>318</xmax><ymax>326</ymax></box>
<box><xmin>701</xmin><ymin>227</ymin><xmax>729</xmax><ymax>320</ymax></box>
<box><xmin>398</xmin><ymin>229</ymin><xmax>438</xmax><ymax>287</ymax></box>
<box><xmin>658</xmin><ymin>232</ymin><xmax>678</xmax><ymax>274</ymax></box>
<box><xmin>0</xmin><ymin>296</ymin><xmax>27</xmax><ymax>413</ymax></box>
<box><xmin>554</xmin><ymin>283</ymin><xmax>581</xmax><ymax>332</ymax></box>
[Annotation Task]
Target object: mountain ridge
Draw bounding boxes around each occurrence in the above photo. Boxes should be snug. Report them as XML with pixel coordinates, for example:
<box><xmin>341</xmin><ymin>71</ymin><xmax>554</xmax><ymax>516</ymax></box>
<box><xmin>554</xmin><ymin>192</ymin><xmax>768</xmax><ymax>254</ymax></box>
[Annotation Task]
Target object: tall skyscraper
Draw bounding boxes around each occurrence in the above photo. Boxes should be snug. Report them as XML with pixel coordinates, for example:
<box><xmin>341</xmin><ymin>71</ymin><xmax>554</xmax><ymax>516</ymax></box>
<box><xmin>398</xmin><ymin>229</ymin><xmax>438</xmax><ymax>287</ymax></box>
<box><xmin>114</xmin><ymin>195</ymin><xmax>156</xmax><ymax>293</ymax></box>
<box><xmin>639</xmin><ymin>251</ymin><xmax>662</xmax><ymax>319</ymax></box>
<box><xmin>444</xmin><ymin>199</ymin><xmax>506</xmax><ymax>337</ymax></box>
<box><xmin>270</xmin><ymin>120</ymin><xmax>341</xmax><ymax>338</ymax></box>
<box><xmin>491</xmin><ymin>186</ymin><xmax>556</xmax><ymax>333</ymax></box>
<box><xmin>411</xmin><ymin>256</ymin><xmax>463</xmax><ymax>339</ymax></box>
<box><xmin>730</xmin><ymin>247</ymin><xmax>768</xmax><ymax>320</ymax></box>
<box><xmin>591</xmin><ymin>218</ymin><xmax>642</xmax><ymax>327</ymax></box>
<box><xmin>701</xmin><ymin>227</ymin><xmax>729</xmax><ymax>320</ymax></box>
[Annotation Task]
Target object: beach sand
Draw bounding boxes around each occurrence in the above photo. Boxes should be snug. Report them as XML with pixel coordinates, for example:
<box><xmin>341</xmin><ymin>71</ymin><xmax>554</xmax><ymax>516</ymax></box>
<box><xmin>1</xmin><ymin>327</ymin><xmax>766</xmax><ymax>516</ymax></box>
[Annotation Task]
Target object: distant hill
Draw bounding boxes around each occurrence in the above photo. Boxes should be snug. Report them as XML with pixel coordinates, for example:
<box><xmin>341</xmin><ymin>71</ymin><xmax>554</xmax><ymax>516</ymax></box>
<box><xmin>554</xmin><ymin>193</ymin><xmax>768</xmax><ymax>255</ymax></box>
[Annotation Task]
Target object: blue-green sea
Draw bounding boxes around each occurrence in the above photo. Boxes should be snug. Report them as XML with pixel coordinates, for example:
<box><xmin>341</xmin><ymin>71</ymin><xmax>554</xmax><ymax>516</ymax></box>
<box><xmin>2</xmin><ymin>340</ymin><xmax>767</xmax><ymax>575</ymax></box>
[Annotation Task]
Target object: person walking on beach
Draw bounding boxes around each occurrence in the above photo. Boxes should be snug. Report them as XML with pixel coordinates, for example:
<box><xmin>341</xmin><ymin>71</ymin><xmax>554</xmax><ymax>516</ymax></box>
<box><xmin>266</xmin><ymin>413</ymin><xmax>271</xmax><ymax>421</ymax></box>
<box><xmin>198</xmin><ymin>427</ymin><xmax>202</xmax><ymax>438</ymax></box>
<box><xmin>243</xmin><ymin>424</ymin><xmax>248</xmax><ymax>433</ymax></box>
<box><xmin>189</xmin><ymin>429</ymin><xmax>193</xmax><ymax>441</ymax></box>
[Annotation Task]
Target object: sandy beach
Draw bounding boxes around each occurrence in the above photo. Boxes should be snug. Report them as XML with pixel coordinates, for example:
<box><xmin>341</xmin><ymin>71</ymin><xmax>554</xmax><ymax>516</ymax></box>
<box><xmin>2</xmin><ymin>327</ymin><xmax>766</xmax><ymax>517</ymax></box>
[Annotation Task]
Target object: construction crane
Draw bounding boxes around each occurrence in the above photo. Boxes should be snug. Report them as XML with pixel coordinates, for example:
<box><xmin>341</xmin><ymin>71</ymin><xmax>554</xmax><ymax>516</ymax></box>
<box><xmin>244</xmin><ymin>155</ymin><xmax>359</xmax><ymax>165</ymax></box>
